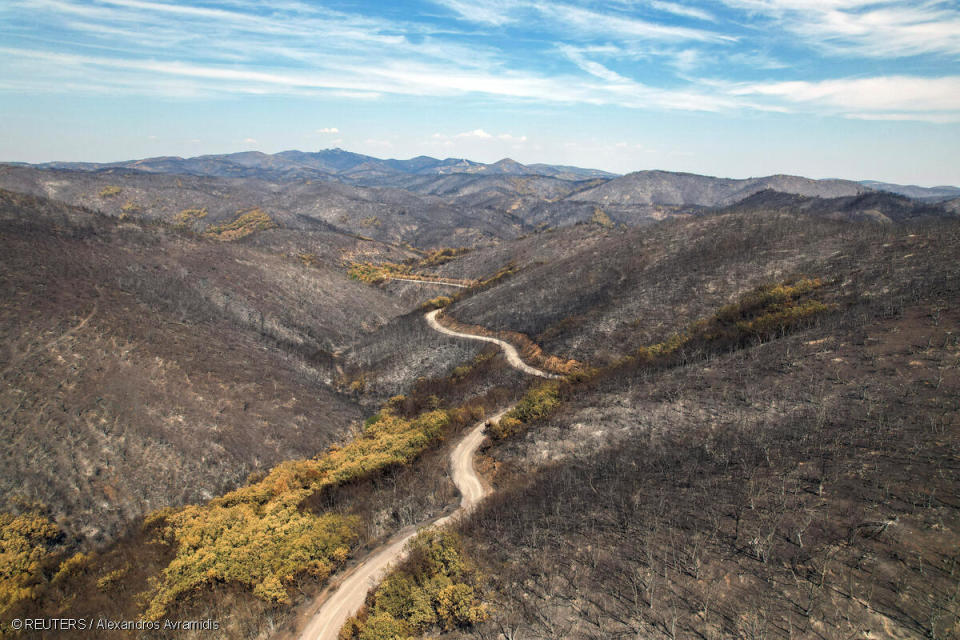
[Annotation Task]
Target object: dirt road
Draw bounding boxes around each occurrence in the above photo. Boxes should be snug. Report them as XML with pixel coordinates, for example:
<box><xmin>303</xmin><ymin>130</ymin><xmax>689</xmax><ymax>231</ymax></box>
<box><xmin>387</xmin><ymin>276</ymin><xmax>471</xmax><ymax>288</ymax></box>
<box><xmin>292</xmin><ymin>310</ymin><xmax>552</xmax><ymax>640</ymax></box>
<box><xmin>425</xmin><ymin>309</ymin><xmax>558</xmax><ymax>379</ymax></box>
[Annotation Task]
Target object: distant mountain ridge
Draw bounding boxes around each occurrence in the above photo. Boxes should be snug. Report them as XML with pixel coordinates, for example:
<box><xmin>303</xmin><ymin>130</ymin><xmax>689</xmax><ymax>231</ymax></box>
<box><xmin>859</xmin><ymin>180</ymin><xmax>960</xmax><ymax>202</ymax></box>
<box><xmin>29</xmin><ymin>148</ymin><xmax>618</xmax><ymax>184</ymax></box>
<box><xmin>17</xmin><ymin>148</ymin><xmax>960</xmax><ymax>204</ymax></box>
<box><xmin>2</xmin><ymin>149</ymin><xmax>957</xmax><ymax>249</ymax></box>
<box><xmin>14</xmin><ymin>149</ymin><xmax>959</xmax><ymax>201</ymax></box>
<box><xmin>569</xmin><ymin>170</ymin><xmax>871</xmax><ymax>207</ymax></box>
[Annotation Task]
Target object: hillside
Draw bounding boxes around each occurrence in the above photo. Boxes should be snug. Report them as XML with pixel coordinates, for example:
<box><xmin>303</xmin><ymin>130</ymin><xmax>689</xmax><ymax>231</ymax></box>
<box><xmin>320</xmin><ymin>205</ymin><xmax>959</xmax><ymax>640</ymax></box>
<box><xmin>0</xmin><ymin>185</ymin><xmax>957</xmax><ymax>639</ymax></box>
<box><xmin>26</xmin><ymin>149</ymin><xmax>617</xmax><ymax>183</ymax></box>
<box><xmin>0</xmin><ymin>165</ymin><xmax>525</xmax><ymax>247</ymax></box>
<box><xmin>439</xmin><ymin>213</ymin><xmax>849</xmax><ymax>363</ymax></box>
<box><xmin>0</xmin><ymin>189</ymin><xmax>409</xmax><ymax>544</ymax></box>
<box><xmin>0</xmin><ymin>154</ymin><xmax>958</xmax><ymax>640</ymax></box>
<box><xmin>568</xmin><ymin>169</ymin><xmax>869</xmax><ymax>207</ymax></box>
<box><xmin>725</xmin><ymin>189</ymin><xmax>958</xmax><ymax>223</ymax></box>
<box><xmin>861</xmin><ymin>180</ymin><xmax>960</xmax><ymax>202</ymax></box>
<box><xmin>5</xmin><ymin>154</ymin><xmax>959</xmax><ymax>251</ymax></box>
<box><xmin>446</xmin><ymin>214</ymin><xmax>960</xmax><ymax>639</ymax></box>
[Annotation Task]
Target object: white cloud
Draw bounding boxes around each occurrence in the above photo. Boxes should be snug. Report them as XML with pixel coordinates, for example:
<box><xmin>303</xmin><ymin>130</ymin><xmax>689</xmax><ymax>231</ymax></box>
<box><xmin>845</xmin><ymin>112</ymin><xmax>960</xmax><ymax>124</ymax></box>
<box><xmin>649</xmin><ymin>1</ymin><xmax>716</xmax><ymax>22</ymax></box>
<box><xmin>719</xmin><ymin>0</ymin><xmax>960</xmax><ymax>58</ymax></box>
<box><xmin>19</xmin><ymin>45</ymin><xmax>948</xmax><ymax>120</ymax></box>
<box><xmin>561</xmin><ymin>46</ymin><xmax>634</xmax><ymax>84</ymax></box>
<box><xmin>431</xmin><ymin>0</ymin><xmax>515</xmax><ymax>25</ymax></box>
<box><xmin>671</xmin><ymin>49</ymin><xmax>701</xmax><ymax>72</ymax></box>
<box><xmin>4</xmin><ymin>0</ymin><xmax>958</xmax><ymax>131</ymax></box>
<box><xmin>541</xmin><ymin>3</ymin><xmax>735</xmax><ymax>43</ymax></box>
<box><xmin>730</xmin><ymin>75</ymin><xmax>960</xmax><ymax>114</ymax></box>
<box><xmin>456</xmin><ymin>129</ymin><xmax>492</xmax><ymax>138</ymax></box>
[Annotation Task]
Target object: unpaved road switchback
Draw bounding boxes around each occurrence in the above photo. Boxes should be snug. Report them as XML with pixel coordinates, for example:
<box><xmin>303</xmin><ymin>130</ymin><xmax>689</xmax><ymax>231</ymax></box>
<box><xmin>291</xmin><ymin>309</ymin><xmax>554</xmax><ymax>640</ymax></box>
<box><xmin>426</xmin><ymin>309</ymin><xmax>559</xmax><ymax>379</ymax></box>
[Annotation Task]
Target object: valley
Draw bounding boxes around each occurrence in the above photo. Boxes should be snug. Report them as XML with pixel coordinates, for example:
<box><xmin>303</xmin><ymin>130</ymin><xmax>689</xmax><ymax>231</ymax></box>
<box><xmin>0</xmin><ymin>151</ymin><xmax>957</xmax><ymax>640</ymax></box>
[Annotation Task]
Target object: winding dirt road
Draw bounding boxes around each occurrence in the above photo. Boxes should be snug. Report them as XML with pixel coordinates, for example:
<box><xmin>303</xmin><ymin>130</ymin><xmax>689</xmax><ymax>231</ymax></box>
<box><xmin>387</xmin><ymin>277</ymin><xmax>471</xmax><ymax>288</ymax></box>
<box><xmin>293</xmin><ymin>310</ymin><xmax>553</xmax><ymax>640</ymax></box>
<box><xmin>426</xmin><ymin>309</ymin><xmax>558</xmax><ymax>379</ymax></box>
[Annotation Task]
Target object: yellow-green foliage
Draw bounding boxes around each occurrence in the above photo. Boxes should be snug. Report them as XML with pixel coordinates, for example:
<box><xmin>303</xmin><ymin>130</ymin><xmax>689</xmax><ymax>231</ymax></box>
<box><xmin>96</xmin><ymin>563</ymin><xmax>130</xmax><ymax>592</ymax></box>
<box><xmin>145</xmin><ymin>501</ymin><xmax>357</xmax><ymax>619</ymax></box>
<box><xmin>488</xmin><ymin>381</ymin><xmax>560</xmax><ymax>440</ymax></box>
<box><xmin>143</xmin><ymin>406</ymin><xmax>458</xmax><ymax>618</ymax></box>
<box><xmin>204</xmin><ymin>208</ymin><xmax>277</xmax><ymax>241</ymax></box>
<box><xmin>713</xmin><ymin>278</ymin><xmax>824</xmax><ymax>327</ymax></box>
<box><xmin>486</xmin><ymin>279</ymin><xmax>831</xmax><ymax>440</ymax></box>
<box><xmin>51</xmin><ymin>552</ymin><xmax>92</xmax><ymax>584</ymax></box>
<box><xmin>630</xmin><ymin>278</ymin><xmax>832</xmax><ymax>366</ymax></box>
<box><xmin>359</xmin><ymin>216</ymin><xmax>382</xmax><ymax>228</ymax></box>
<box><xmin>420</xmin><ymin>295</ymin><xmax>453</xmax><ymax>311</ymax></box>
<box><xmin>121</xmin><ymin>200</ymin><xmax>141</xmax><ymax>213</ymax></box>
<box><xmin>98</xmin><ymin>185</ymin><xmax>122</xmax><ymax>198</ymax></box>
<box><xmin>419</xmin><ymin>247</ymin><xmax>470</xmax><ymax>267</ymax></box>
<box><xmin>347</xmin><ymin>262</ymin><xmax>410</xmax><ymax>283</ymax></box>
<box><xmin>349</xmin><ymin>373</ymin><xmax>367</xmax><ymax>394</ymax></box>
<box><xmin>173</xmin><ymin>208</ymin><xmax>208</xmax><ymax>229</ymax></box>
<box><xmin>339</xmin><ymin>531</ymin><xmax>487</xmax><ymax>640</ymax></box>
<box><xmin>735</xmin><ymin>299</ymin><xmax>831</xmax><ymax>337</ymax></box>
<box><xmin>590</xmin><ymin>207</ymin><xmax>614</xmax><ymax>228</ymax></box>
<box><xmin>348</xmin><ymin>248</ymin><xmax>470</xmax><ymax>284</ymax></box>
<box><xmin>479</xmin><ymin>262</ymin><xmax>518</xmax><ymax>288</ymax></box>
<box><xmin>0</xmin><ymin>512</ymin><xmax>61</xmax><ymax>618</ymax></box>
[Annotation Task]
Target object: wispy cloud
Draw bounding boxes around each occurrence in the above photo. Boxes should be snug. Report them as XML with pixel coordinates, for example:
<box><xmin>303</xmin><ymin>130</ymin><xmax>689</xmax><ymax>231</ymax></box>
<box><xmin>649</xmin><ymin>1</ymin><xmax>716</xmax><ymax>22</ymax></box>
<box><xmin>1</xmin><ymin>0</ymin><xmax>958</xmax><ymax>127</ymax></box>
<box><xmin>541</xmin><ymin>3</ymin><xmax>735</xmax><ymax>43</ymax></box>
<box><xmin>729</xmin><ymin>75</ymin><xmax>960</xmax><ymax>120</ymax></box>
<box><xmin>456</xmin><ymin>129</ymin><xmax>492</xmax><ymax>138</ymax></box>
<box><xmin>719</xmin><ymin>0</ymin><xmax>960</xmax><ymax>58</ymax></box>
<box><xmin>431</xmin><ymin>0</ymin><xmax>515</xmax><ymax>25</ymax></box>
<box><xmin>560</xmin><ymin>46</ymin><xmax>634</xmax><ymax>84</ymax></box>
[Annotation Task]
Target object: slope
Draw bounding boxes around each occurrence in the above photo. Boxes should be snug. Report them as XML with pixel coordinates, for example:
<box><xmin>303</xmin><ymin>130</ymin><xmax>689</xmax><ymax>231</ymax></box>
<box><xmin>451</xmin><ymin>215</ymin><xmax>960</xmax><ymax>638</ymax></box>
<box><xmin>0</xmin><ymin>165</ymin><xmax>526</xmax><ymax>248</ymax></box>
<box><xmin>0</xmin><ymin>189</ymin><xmax>406</xmax><ymax>544</ymax></box>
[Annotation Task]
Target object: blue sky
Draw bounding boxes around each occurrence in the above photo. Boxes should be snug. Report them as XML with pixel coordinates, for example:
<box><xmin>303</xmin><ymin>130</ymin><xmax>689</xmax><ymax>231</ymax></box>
<box><xmin>1</xmin><ymin>0</ymin><xmax>959</xmax><ymax>184</ymax></box>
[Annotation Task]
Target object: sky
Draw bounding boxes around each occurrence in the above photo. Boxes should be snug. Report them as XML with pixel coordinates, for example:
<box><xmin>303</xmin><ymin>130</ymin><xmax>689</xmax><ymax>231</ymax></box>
<box><xmin>1</xmin><ymin>0</ymin><xmax>959</xmax><ymax>185</ymax></box>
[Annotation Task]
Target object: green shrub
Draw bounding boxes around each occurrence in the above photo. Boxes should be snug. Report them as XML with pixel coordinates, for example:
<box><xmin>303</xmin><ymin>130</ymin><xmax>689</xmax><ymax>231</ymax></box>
<box><xmin>142</xmin><ymin>406</ymin><xmax>455</xmax><ymax>618</ymax></box>
<box><xmin>488</xmin><ymin>382</ymin><xmax>560</xmax><ymax>440</ymax></box>
<box><xmin>0</xmin><ymin>512</ymin><xmax>62</xmax><ymax>619</ymax></box>
<box><xmin>340</xmin><ymin>531</ymin><xmax>487</xmax><ymax>639</ymax></box>
<box><xmin>421</xmin><ymin>296</ymin><xmax>453</xmax><ymax>311</ymax></box>
<box><xmin>624</xmin><ymin>277</ymin><xmax>833</xmax><ymax>368</ymax></box>
<box><xmin>98</xmin><ymin>185</ymin><xmax>122</xmax><ymax>198</ymax></box>
<box><xmin>203</xmin><ymin>208</ymin><xmax>277</xmax><ymax>240</ymax></box>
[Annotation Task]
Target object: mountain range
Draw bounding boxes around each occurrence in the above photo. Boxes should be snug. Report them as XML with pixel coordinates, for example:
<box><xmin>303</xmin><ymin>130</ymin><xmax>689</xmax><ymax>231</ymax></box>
<box><xmin>1</xmin><ymin>146</ymin><xmax>958</xmax><ymax>639</ymax></box>
<box><xmin>2</xmin><ymin>149</ymin><xmax>956</xmax><ymax>250</ymax></box>
<box><xmin>12</xmin><ymin>148</ymin><xmax>957</xmax><ymax>200</ymax></box>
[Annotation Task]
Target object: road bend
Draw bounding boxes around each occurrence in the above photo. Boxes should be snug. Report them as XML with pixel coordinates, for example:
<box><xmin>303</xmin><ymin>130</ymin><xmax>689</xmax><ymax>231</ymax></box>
<box><xmin>293</xmin><ymin>309</ymin><xmax>554</xmax><ymax>640</ymax></box>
